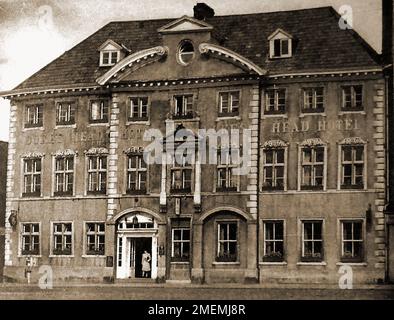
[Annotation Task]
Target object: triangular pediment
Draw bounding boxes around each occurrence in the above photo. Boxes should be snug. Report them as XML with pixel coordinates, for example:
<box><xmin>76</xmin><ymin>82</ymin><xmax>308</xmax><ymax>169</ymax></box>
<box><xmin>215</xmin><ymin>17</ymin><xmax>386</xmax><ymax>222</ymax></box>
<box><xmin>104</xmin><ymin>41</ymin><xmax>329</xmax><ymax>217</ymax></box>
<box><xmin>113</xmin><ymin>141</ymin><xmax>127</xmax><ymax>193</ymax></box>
<box><xmin>158</xmin><ymin>15</ymin><xmax>213</xmax><ymax>34</ymax></box>
<box><xmin>98</xmin><ymin>39</ymin><xmax>123</xmax><ymax>51</ymax></box>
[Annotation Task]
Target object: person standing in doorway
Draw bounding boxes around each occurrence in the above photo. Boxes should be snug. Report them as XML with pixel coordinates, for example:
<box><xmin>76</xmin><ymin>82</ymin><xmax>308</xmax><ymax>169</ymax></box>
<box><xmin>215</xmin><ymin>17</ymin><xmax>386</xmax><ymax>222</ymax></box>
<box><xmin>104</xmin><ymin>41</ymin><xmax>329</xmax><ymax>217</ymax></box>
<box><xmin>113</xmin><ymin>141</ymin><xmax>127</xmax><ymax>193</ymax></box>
<box><xmin>141</xmin><ymin>250</ymin><xmax>151</xmax><ymax>278</ymax></box>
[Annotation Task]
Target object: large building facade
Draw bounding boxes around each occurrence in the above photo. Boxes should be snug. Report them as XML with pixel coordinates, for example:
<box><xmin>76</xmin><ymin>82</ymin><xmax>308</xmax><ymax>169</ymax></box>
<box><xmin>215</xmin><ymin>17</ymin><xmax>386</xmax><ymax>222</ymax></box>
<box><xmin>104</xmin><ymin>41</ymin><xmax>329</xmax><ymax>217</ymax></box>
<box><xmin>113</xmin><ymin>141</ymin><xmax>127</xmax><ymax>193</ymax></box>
<box><xmin>0</xmin><ymin>4</ymin><xmax>390</xmax><ymax>284</ymax></box>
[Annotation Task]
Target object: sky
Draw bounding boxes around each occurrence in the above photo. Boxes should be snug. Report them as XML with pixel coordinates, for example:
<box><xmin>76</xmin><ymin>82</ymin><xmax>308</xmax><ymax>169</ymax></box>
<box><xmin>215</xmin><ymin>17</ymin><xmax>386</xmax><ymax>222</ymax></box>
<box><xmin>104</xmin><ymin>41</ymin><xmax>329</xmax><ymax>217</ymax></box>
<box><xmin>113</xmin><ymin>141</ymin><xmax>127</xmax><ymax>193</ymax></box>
<box><xmin>0</xmin><ymin>0</ymin><xmax>383</xmax><ymax>141</ymax></box>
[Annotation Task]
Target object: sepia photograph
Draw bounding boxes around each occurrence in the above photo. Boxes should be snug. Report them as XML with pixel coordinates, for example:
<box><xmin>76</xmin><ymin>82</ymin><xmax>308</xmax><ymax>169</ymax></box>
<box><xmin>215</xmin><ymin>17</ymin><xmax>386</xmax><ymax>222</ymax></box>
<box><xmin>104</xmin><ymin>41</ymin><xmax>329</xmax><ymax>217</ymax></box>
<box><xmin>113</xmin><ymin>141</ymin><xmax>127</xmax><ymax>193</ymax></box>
<box><xmin>0</xmin><ymin>0</ymin><xmax>393</xmax><ymax>310</ymax></box>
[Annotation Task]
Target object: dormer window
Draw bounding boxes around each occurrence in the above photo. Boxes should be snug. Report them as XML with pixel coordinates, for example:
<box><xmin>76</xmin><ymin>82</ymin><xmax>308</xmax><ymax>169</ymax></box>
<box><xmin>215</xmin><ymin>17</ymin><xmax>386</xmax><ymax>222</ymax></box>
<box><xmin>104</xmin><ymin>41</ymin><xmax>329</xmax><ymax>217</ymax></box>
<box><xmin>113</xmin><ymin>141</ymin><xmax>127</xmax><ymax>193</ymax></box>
<box><xmin>101</xmin><ymin>51</ymin><xmax>119</xmax><ymax>66</ymax></box>
<box><xmin>268</xmin><ymin>29</ymin><xmax>293</xmax><ymax>59</ymax></box>
<box><xmin>98</xmin><ymin>39</ymin><xmax>123</xmax><ymax>67</ymax></box>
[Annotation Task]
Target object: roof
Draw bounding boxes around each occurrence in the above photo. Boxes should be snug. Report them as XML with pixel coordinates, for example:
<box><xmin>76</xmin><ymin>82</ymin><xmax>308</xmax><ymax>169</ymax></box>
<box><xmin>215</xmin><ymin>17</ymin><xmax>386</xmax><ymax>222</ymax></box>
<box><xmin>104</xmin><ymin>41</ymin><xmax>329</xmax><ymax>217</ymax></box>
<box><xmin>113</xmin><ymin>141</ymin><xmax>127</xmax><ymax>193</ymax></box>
<box><xmin>13</xmin><ymin>6</ymin><xmax>381</xmax><ymax>91</ymax></box>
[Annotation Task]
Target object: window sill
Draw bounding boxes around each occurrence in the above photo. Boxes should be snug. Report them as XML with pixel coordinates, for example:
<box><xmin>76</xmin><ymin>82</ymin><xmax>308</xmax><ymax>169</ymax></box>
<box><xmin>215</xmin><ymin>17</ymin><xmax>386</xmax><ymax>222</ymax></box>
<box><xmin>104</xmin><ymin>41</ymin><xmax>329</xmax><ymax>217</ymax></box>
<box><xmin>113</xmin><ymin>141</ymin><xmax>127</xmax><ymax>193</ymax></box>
<box><xmin>22</xmin><ymin>126</ymin><xmax>44</xmax><ymax>132</ymax></box>
<box><xmin>300</xmin><ymin>186</ymin><xmax>324</xmax><ymax>191</ymax></box>
<box><xmin>262</xmin><ymin>114</ymin><xmax>287</xmax><ymax>119</ymax></box>
<box><xmin>212</xmin><ymin>261</ymin><xmax>240</xmax><ymax>266</ymax></box>
<box><xmin>338</xmin><ymin>110</ymin><xmax>366</xmax><ymax>116</ymax></box>
<box><xmin>216</xmin><ymin>116</ymin><xmax>241</xmax><ymax>122</ymax></box>
<box><xmin>82</xmin><ymin>255</ymin><xmax>106</xmax><ymax>258</ymax></box>
<box><xmin>165</xmin><ymin>117</ymin><xmax>200</xmax><ymax>123</ymax></box>
<box><xmin>55</xmin><ymin>124</ymin><xmax>76</xmax><ymax>129</ymax></box>
<box><xmin>297</xmin><ymin>262</ymin><xmax>327</xmax><ymax>266</ymax></box>
<box><xmin>336</xmin><ymin>262</ymin><xmax>367</xmax><ymax>266</ymax></box>
<box><xmin>18</xmin><ymin>255</ymin><xmax>42</xmax><ymax>258</ymax></box>
<box><xmin>87</xmin><ymin>122</ymin><xmax>109</xmax><ymax>127</ymax></box>
<box><xmin>170</xmin><ymin>261</ymin><xmax>190</xmax><ymax>265</ymax></box>
<box><xmin>259</xmin><ymin>261</ymin><xmax>287</xmax><ymax>266</ymax></box>
<box><xmin>299</xmin><ymin>112</ymin><xmax>326</xmax><ymax>118</ymax></box>
<box><xmin>261</xmin><ymin>187</ymin><xmax>285</xmax><ymax>192</ymax></box>
<box><xmin>87</xmin><ymin>191</ymin><xmax>107</xmax><ymax>196</ymax></box>
<box><xmin>49</xmin><ymin>255</ymin><xmax>74</xmax><ymax>258</ymax></box>
<box><xmin>126</xmin><ymin>120</ymin><xmax>150</xmax><ymax>126</ymax></box>
<box><xmin>22</xmin><ymin>193</ymin><xmax>42</xmax><ymax>199</ymax></box>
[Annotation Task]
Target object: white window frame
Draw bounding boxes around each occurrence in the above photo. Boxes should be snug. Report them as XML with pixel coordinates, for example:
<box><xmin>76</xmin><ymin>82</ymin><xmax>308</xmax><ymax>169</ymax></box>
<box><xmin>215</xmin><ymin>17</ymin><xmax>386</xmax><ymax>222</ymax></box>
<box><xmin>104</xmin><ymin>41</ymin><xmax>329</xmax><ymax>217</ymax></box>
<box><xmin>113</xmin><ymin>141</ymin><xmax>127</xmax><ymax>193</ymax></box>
<box><xmin>264</xmin><ymin>88</ymin><xmax>286</xmax><ymax>115</ymax></box>
<box><xmin>86</xmin><ymin>155</ymin><xmax>108</xmax><ymax>194</ymax></box>
<box><xmin>129</xmin><ymin>96</ymin><xmax>149</xmax><ymax>121</ymax></box>
<box><xmin>340</xmin><ymin>219</ymin><xmax>365</xmax><ymax>262</ymax></box>
<box><xmin>300</xmin><ymin>219</ymin><xmax>324</xmax><ymax>262</ymax></box>
<box><xmin>25</xmin><ymin>104</ymin><xmax>43</xmax><ymax>128</ymax></box>
<box><xmin>50</xmin><ymin>221</ymin><xmax>74</xmax><ymax>257</ymax></box>
<box><xmin>341</xmin><ymin>85</ymin><xmax>363</xmax><ymax>112</ymax></box>
<box><xmin>173</xmin><ymin>94</ymin><xmax>194</xmax><ymax>118</ymax></box>
<box><xmin>89</xmin><ymin>100</ymin><xmax>109</xmax><ymax>123</ymax></box>
<box><xmin>56</xmin><ymin>101</ymin><xmax>76</xmax><ymax>125</ymax></box>
<box><xmin>126</xmin><ymin>153</ymin><xmax>148</xmax><ymax>193</ymax></box>
<box><xmin>171</xmin><ymin>228</ymin><xmax>191</xmax><ymax>261</ymax></box>
<box><xmin>337</xmin><ymin>142</ymin><xmax>367</xmax><ymax>190</ymax></box>
<box><xmin>22</xmin><ymin>157</ymin><xmax>42</xmax><ymax>197</ymax></box>
<box><xmin>298</xmin><ymin>144</ymin><xmax>327</xmax><ymax>191</ymax></box>
<box><xmin>53</xmin><ymin>155</ymin><xmax>75</xmax><ymax>196</ymax></box>
<box><xmin>262</xmin><ymin>147</ymin><xmax>287</xmax><ymax>191</ymax></box>
<box><xmin>216</xmin><ymin>147</ymin><xmax>239</xmax><ymax>192</ymax></box>
<box><xmin>302</xmin><ymin>87</ymin><xmax>324</xmax><ymax>113</ymax></box>
<box><xmin>100</xmin><ymin>50</ymin><xmax>119</xmax><ymax>66</ymax></box>
<box><xmin>177</xmin><ymin>40</ymin><xmax>195</xmax><ymax>65</ymax></box>
<box><xmin>84</xmin><ymin>222</ymin><xmax>106</xmax><ymax>256</ymax></box>
<box><xmin>170</xmin><ymin>152</ymin><xmax>193</xmax><ymax>192</ymax></box>
<box><xmin>19</xmin><ymin>222</ymin><xmax>41</xmax><ymax>257</ymax></box>
<box><xmin>269</xmin><ymin>32</ymin><xmax>292</xmax><ymax>59</ymax></box>
<box><xmin>262</xmin><ymin>220</ymin><xmax>285</xmax><ymax>262</ymax></box>
<box><xmin>218</xmin><ymin>91</ymin><xmax>240</xmax><ymax>116</ymax></box>
<box><xmin>216</xmin><ymin>220</ymin><xmax>239</xmax><ymax>263</ymax></box>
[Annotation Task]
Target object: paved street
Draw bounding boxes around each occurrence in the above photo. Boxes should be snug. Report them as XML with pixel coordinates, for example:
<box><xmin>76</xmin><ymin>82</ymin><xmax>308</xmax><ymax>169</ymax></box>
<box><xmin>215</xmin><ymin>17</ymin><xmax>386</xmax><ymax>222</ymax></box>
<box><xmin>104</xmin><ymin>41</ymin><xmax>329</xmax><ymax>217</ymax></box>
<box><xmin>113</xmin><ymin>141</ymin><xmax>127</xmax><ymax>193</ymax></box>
<box><xmin>0</xmin><ymin>284</ymin><xmax>393</xmax><ymax>300</ymax></box>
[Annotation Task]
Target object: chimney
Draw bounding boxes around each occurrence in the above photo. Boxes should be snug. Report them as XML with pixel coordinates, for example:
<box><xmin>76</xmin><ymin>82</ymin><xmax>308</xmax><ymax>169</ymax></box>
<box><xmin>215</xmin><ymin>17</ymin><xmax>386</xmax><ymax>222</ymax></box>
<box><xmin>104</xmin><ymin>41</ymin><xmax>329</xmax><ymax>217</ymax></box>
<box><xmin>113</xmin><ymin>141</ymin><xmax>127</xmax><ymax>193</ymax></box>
<box><xmin>382</xmin><ymin>0</ymin><xmax>393</xmax><ymax>65</ymax></box>
<box><xmin>193</xmin><ymin>3</ymin><xmax>215</xmax><ymax>20</ymax></box>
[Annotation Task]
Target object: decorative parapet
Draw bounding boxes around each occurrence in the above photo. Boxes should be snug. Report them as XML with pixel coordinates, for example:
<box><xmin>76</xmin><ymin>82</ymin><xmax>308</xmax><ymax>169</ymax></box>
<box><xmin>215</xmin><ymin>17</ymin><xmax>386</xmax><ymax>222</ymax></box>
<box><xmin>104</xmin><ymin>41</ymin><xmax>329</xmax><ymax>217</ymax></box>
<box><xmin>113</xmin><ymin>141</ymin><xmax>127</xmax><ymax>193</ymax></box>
<box><xmin>339</xmin><ymin>137</ymin><xmax>367</xmax><ymax>145</ymax></box>
<box><xmin>96</xmin><ymin>46</ymin><xmax>168</xmax><ymax>85</ymax></box>
<box><xmin>21</xmin><ymin>151</ymin><xmax>45</xmax><ymax>158</ymax></box>
<box><xmin>262</xmin><ymin>139</ymin><xmax>288</xmax><ymax>148</ymax></box>
<box><xmin>52</xmin><ymin>149</ymin><xmax>78</xmax><ymax>157</ymax></box>
<box><xmin>300</xmin><ymin>138</ymin><xmax>326</xmax><ymax>147</ymax></box>
<box><xmin>199</xmin><ymin>43</ymin><xmax>266</xmax><ymax>76</ymax></box>
<box><xmin>84</xmin><ymin>147</ymin><xmax>109</xmax><ymax>155</ymax></box>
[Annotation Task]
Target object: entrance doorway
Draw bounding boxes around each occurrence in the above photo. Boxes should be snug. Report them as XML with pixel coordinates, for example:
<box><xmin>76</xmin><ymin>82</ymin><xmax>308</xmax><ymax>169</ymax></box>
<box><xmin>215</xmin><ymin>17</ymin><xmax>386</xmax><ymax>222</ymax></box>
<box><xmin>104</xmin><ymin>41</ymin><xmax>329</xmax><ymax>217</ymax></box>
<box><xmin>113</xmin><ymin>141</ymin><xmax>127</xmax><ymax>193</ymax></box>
<box><xmin>116</xmin><ymin>212</ymin><xmax>158</xmax><ymax>280</ymax></box>
<box><xmin>128</xmin><ymin>237</ymin><xmax>152</xmax><ymax>278</ymax></box>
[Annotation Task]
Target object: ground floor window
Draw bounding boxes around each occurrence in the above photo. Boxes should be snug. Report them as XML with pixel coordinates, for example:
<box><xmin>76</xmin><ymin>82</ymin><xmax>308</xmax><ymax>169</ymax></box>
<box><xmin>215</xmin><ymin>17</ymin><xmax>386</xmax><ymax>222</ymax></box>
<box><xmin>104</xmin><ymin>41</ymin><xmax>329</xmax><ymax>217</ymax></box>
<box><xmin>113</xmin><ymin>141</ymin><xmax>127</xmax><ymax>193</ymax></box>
<box><xmin>21</xmin><ymin>223</ymin><xmax>40</xmax><ymax>255</ymax></box>
<box><xmin>217</xmin><ymin>222</ymin><xmax>238</xmax><ymax>262</ymax></box>
<box><xmin>86</xmin><ymin>222</ymin><xmax>105</xmax><ymax>255</ymax></box>
<box><xmin>172</xmin><ymin>228</ymin><xmax>190</xmax><ymax>262</ymax></box>
<box><xmin>52</xmin><ymin>222</ymin><xmax>73</xmax><ymax>255</ymax></box>
<box><xmin>341</xmin><ymin>220</ymin><xmax>364</xmax><ymax>262</ymax></box>
<box><xmin>301</xmin><ymin>220</ymin><xmax>323</xmax><ymax>262</ymax></box>
<box><xmin>263</xmin><ymin>220</ymin><xmax>284</xmax><ymax>262</ymax></box>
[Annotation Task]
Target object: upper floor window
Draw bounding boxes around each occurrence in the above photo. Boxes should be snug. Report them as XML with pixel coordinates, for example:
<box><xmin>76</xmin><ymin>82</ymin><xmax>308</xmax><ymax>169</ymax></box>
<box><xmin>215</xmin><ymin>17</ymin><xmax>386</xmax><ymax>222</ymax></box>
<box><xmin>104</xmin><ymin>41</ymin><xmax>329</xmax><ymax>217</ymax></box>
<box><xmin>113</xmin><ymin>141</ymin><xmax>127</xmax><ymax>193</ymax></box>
<box><xmin>300</xmin><ymin>145</ymin><xmax>325</xmax><ymax>190</ymax></box>
<box><xmin>173</xmin><ymin>95</ymin><xmax>194</xmax><ymax>119</ymax></box>
<box><xmin>171</xmin><ymin>152</ymin><xmax>192</xmax><ymax>193</ymax></box>
<box><xmin>265</xmin><ymin>89</ymin><xmax>286</xmax><ymax>115</ymax></box>
<box><xmin>129</xmin><ymin>97</ymin><xmax>148</xmax><ymax>121</ymax></box>
<box><xmin>54</xmin><ymin>156</ymin><xmax>74</xmax><ymax>196</ymax></box>
<box><xmin>303</xmin><ymin>87</ymin><xmax>324</xmax><ymax>113</ymax></box>
<box><xmin>341</xmin><ymin>220</ymin><xmax>364</xmax><ymax>262</ymax></box>
<box><xmin>301</xmin><ymin>220</ymin><xmax>323</xmax><ymax>262</ymax></box>
<box><xmin>56</xmin><ymin>102</ymin><xmax>76</xmax><ymax>125</ymax></box>
<box><xmin>87</xmin><ymin>155</ymin><xmax>107</xmax><ymax>194</ymax></box>
<box><xmin>126</xmin><ymin>153</ymin><xmax>147</xmax><ymax>194</ymax></box>
<box><xmin>268</xmin><ymin>29</ymin><xmax>293</xmax><ymax>59</ymax></box>
<box><xmin>217</xmin><ymin>148</ymin><xmax>238</xmax><ymax>192</ymax></box>
<box><xmin>340</xmin><ymin>144</ymin><xmax>365</xmax><ymax>189</ymax></box>
<box><xmin>262</xmin><ymin>148</ymin><xmax>285</xmax><ymax>191</ymax></box>
<box><xmin>98</xmin><ymin>39</ymin><xmax>122</xmax><ymax>67</ymax></box>
<box><xmin>21</xmin><ymin>223</ymin><xmax>40</xmax><ymax>256</ymax></box>
<box><xmin>23</xmin><ymin>158</ymin><xmax>42</xmax><ymax>197</ymax></box>
<box><xmin>90</xmin><ymin>100</ymin><xmax>109</xmax><ymax>123</ymax></box>
<box><xmin>86</xmin><ymin>223</ymin><xmax>105</xmax><ymax>256</ymax></box>
<box><xmin>25</xmin><ymin>104</ymin><xmax>43</xmax><ymax>128</ymax></box>
<box><xmin>178</xmin><ymin>40</ymin><xmax>195</xmax><ymax>65</ymax></box>
<box><xmin>341</xmin><ymin>85</ymin><xmax>363</xmax><ymax>111</ymax></box>
<box><xmin>217</xmin><ymin>222</ymin><xmax>238</xmax><ymax>263</ymax></box>
<box><xmin>218</xmin><ymin>91</ymin><xmax>240</xmax><ymax>117</ymax></box>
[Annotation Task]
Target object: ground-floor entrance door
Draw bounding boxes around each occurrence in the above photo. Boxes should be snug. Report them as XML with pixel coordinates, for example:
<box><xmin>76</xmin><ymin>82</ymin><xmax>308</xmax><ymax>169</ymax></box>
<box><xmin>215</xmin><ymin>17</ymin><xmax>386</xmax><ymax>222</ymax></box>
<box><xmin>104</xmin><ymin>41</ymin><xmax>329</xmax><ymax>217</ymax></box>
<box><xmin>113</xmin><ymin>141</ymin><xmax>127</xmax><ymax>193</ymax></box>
<box><xmin>116</xmin><ymin>235</ymin><xmax>157</xmax><ymax>280</ymax></box>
